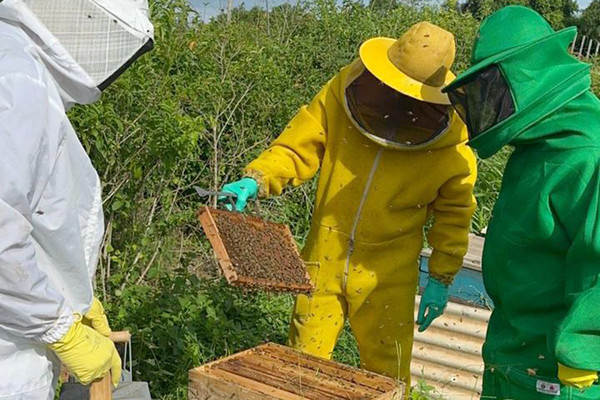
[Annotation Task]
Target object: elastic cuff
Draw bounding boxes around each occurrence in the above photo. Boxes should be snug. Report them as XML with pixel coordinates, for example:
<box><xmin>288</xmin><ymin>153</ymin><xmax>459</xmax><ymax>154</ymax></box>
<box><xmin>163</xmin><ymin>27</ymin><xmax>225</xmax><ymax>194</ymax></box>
<box><xmin>428</xmin><ymin>250</ymin><xmax>463</xmax><ymax>285</ymax></box>
<box><xmin>244</xmin><ymin>169</ymin><xmax>268</xmax><ymax>198</ymax></box>
<box><xmin>39</xmin><ymin>310</ymin><xmax>74</xmax><ymax>344</ymax></box>
<box><xmin>429</xmin><ymin>272</ymin><xmax>454</xmax><ymax>286</ymax></box>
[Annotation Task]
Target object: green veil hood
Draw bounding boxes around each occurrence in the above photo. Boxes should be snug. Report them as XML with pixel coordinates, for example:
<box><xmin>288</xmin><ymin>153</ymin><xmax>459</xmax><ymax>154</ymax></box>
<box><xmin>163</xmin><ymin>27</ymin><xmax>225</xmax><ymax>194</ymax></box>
<box><xmin>445</xmin><ymin>6</ymin><xmax>597</xmax><ymax>158</ymax></box>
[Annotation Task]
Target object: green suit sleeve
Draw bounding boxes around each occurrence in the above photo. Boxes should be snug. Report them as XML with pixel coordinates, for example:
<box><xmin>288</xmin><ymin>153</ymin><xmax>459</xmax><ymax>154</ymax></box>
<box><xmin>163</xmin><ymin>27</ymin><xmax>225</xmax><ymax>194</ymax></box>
<box><xmin>552</xmin><ymin>163</ymin><xmax>600</xmax><ymax>372</ymax></box>
<box><xmin>426</xmin><ymin>145</ymin><xmax>478</xmax><ymax>285</ymax></box>
<box><xmin>244</xmin><ymin>77</ymin><xmax>335</xmax><ymax>197</ymax></box>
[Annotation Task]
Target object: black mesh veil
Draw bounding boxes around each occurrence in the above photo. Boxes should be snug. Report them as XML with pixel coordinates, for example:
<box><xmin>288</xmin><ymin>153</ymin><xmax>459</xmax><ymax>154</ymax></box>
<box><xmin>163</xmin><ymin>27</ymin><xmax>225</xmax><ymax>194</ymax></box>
<box><xmin>447</xmin><ymin>65</ymin><xmax>515</xmax><ymax>139</ymax></box>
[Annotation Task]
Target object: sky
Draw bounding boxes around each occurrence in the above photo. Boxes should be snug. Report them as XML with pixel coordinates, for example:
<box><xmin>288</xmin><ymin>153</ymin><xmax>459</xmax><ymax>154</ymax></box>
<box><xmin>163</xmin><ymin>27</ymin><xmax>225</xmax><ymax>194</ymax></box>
<box><xmin>190</xmin><ymin>0</ymin><xmax>298</xmax><ymax>20</ymax></box>
<box><xmin>190</xmin><ymin>0</ymin><xmax>593</xmax><ymax>20</ymax></box>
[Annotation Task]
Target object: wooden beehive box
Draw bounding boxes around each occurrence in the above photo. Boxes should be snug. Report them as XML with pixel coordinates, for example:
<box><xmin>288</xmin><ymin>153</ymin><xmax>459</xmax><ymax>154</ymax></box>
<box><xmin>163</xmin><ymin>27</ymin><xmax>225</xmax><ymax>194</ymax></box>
<box><xmin>189</xmin><ymin>343</ymin><xmax>403</xmax><ymax>400</ymax></box>
<box><xmin>198</xmin><ymin>207</ymin><xmax>313</xmax><ymax>294</ymax></box>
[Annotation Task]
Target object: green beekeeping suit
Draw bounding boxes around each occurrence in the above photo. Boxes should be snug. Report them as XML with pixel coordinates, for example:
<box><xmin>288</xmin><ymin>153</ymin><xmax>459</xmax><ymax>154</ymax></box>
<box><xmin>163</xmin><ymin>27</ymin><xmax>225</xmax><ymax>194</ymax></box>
<box><xmin>444</xmin><ymin>6</ymin><xmax>600</xmax><ymax>400</ymax></box>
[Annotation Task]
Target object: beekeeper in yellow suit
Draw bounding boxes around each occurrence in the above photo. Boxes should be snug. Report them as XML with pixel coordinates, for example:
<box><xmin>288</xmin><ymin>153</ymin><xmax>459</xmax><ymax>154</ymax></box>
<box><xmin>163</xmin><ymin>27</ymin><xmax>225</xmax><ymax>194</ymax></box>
<box><xmin>222</xmin><ymin>22</ymin><xmax>477</xmax><ymax>389</ymax></box>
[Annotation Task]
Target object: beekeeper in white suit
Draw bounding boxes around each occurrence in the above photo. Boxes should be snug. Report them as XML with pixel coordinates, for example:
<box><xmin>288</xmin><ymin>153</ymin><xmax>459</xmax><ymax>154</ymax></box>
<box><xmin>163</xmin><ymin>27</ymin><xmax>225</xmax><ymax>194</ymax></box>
<box><xmin>0</xmin><ymin>1</ymin><xmax>153</xmax><ymax>398</ymax></box>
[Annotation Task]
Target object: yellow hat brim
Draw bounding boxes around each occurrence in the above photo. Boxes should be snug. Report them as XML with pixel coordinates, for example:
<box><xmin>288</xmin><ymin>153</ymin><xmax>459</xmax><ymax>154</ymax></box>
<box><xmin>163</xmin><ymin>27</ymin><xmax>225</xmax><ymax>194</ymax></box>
<box><xmin>359</xmin><ymin>37</ymin><xmax>455</xmax><ymax>105</ymax></box>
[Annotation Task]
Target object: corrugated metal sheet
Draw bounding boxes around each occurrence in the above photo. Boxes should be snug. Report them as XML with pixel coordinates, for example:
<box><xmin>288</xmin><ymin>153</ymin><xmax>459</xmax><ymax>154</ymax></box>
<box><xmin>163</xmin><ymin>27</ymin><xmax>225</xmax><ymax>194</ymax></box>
<box><xmin>413</xmin><ymin>234</ymin><xmax>491</xmax><ymax>400</ymax></box>
<box><xmin>412</xmin><ymin>298</ymin><xmax>490</xmax><ymax>400</ymax></box>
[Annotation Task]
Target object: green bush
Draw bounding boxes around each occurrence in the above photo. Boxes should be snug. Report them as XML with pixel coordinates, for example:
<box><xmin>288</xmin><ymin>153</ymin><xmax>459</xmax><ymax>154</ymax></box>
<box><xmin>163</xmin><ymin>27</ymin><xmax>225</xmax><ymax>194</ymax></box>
<box><xmin>66</xmin><ymin>1</ymin><xmax>597</xmax><ymax>398</ymax></box>
<box><xmin>460</xmin><ymin>0</ymin><xmax>578</xmax><ymax>28</ymax></box>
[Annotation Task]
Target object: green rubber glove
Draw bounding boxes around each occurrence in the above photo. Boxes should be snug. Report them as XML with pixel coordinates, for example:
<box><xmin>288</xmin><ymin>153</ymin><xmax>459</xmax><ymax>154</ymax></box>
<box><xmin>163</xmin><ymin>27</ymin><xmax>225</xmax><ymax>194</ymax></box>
<box><xmin>220</xmin><ymin>177</ymin><xmax>258</xmax><ymax>212</ymax></box>
<box><xmin>416</xmin><ymin>277</ymin><xmax>449</xmax><ymax>332</ymax></box>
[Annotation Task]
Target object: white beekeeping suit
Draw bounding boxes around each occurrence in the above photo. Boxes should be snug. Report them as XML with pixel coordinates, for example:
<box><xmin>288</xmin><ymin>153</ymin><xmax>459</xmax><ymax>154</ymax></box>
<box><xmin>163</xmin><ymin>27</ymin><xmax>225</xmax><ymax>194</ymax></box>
<box><xmin>0</xmin><ymin>1</ymin><xmax>153</xmax><ymax>398</ymax></box>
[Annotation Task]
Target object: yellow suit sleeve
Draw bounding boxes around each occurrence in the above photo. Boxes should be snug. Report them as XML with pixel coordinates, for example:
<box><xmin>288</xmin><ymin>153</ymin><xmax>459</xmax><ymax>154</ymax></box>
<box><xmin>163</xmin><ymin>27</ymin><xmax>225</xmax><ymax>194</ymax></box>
<box><xmin>427</xmin><ymin>148</ymin><xmax>477</xmax><ymax>284</ymax></box>
<box><xmin>244</xmin><ymin>79</ymin><xmax>333</xmax><ymax>197</ymax></box>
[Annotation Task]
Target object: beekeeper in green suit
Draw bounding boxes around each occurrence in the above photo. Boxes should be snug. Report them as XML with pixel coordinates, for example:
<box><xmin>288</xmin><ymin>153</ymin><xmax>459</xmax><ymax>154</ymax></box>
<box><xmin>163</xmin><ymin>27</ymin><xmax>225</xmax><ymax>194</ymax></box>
<box><xmin>443</xmin><ymin>6</ymin><xmax>600</xmax><ymax>400</ymax></box>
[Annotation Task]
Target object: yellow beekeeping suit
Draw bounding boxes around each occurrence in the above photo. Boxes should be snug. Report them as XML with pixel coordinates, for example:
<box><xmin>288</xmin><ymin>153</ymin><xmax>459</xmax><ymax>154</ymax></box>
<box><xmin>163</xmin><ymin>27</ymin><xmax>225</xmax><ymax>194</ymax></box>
<box><xmin>245</xmin><ymin>59</ymin><xmax>476</xmax><ymax>392</ymax></box>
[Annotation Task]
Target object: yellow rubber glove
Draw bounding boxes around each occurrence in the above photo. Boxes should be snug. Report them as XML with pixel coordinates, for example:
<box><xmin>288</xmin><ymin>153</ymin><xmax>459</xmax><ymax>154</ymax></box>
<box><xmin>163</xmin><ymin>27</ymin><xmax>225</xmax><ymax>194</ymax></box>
<box><xmin>83</xmin><ymin>297</ymin><xmax>112</xmax><ymax>337</ymax></box>
<box><xmin>48</xmin><ymin>318</ymin><xmax>121</xmax><ymax>387</ymax></box>
<box><xmin>558</xmin><ymin>363</ymin><xmax>598</xmax><ymax>389</ymax></box>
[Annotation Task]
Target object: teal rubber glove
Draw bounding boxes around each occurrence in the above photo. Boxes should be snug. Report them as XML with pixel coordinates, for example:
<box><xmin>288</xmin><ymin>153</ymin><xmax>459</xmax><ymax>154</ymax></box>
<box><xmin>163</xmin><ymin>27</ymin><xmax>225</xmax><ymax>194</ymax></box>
<box><xmin>220</xmin><ymin>178</ymin><xmax>258</xmax><ymax>211</ymax></box>
<box><xmin>416</xmin><ymin>277</ymin><xmax>449</xmax><ymax>332</ymax></box>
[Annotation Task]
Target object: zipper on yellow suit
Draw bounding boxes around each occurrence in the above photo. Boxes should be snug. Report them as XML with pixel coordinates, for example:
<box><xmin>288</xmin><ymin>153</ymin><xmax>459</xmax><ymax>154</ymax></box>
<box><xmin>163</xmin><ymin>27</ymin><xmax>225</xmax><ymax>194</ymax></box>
<box><xmin>343</xmin><ymin>147</ymin><xmax>383</xmax><ymax>292</ymax></box>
